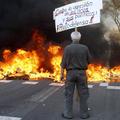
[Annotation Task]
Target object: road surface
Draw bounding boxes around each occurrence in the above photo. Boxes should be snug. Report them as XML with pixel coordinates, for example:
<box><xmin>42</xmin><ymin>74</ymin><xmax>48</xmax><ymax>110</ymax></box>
<box><xmin>0</xmin><ymin>80</ymin><xmax>120</xmax><ymax>120</ymax></box>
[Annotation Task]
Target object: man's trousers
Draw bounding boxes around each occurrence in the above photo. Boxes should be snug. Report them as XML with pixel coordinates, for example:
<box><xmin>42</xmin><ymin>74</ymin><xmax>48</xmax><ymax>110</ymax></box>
<box><xmin>64</xmin><ymin>70</ymin><xmax>89</xmax><ymax>117</ymax></box>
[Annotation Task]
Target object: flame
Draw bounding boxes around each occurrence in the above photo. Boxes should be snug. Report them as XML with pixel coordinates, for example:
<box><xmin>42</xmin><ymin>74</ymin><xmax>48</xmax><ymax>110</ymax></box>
<box><xmin>48</xmin><ymin>45</ymin><xmax>62</xmax><ymax>81</ymax></box>
<box><xmin>29</xmin><ymin>45</ymin><xmax>62</xmax><ymax>82</ymax></box>
<box><xmin>87</xmin><ymin>64</ymin><xmax>110</xmax><ymax>82</ymax></box>
<box><xmin>0</xmin><ymin>31</ymin><xmax>120</xmax><ymax>82</ymax></box>
<box><xmin>0</xmin><ymin>49</ymin><xmax>39</xmax><ymax>79</ymax></box>
<box><xmin>87</xmin><ymin>64</ymin><xmax>120</xmax><ymax>82</ymax></box>
<box><xmin>111</xmin><ymin>66</ymin><xmax>120</xmax><ymax>80</ymax></box>
<box><xmin>0</xmin><ymin>30</ymin><xmax>63</xmax><ymax>82</ymax></box>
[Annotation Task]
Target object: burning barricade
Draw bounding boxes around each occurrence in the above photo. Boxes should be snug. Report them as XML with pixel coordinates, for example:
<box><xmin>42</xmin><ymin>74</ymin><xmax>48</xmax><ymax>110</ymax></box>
<box><xmin>0</xmin><ymin>31</ymin><xmax>120</xmax><ymax>82</ymax></box>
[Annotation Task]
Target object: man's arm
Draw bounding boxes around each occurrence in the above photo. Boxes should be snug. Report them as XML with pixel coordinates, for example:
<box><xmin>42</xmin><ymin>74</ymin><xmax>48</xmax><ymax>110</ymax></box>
<box><xmin>60</xmin><ymin>67</ymin><xmax>64</xmax><ymax>81</ymax></box>
<box><xmin>87</xmin><ymin>47</ymin><xmax>92</xmax><ymax>64</ymax></box>
<box><xmin>60</xmin><ymin>47</ymin><xmax>67</xmax><ymax>81</ymax></box>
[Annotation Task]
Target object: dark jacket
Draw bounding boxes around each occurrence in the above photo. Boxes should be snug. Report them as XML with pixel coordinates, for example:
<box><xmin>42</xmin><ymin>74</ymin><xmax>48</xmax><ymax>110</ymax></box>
<box><xmin>61</xmin><ymin>42</ymin><xmax>91</xmax><ymax>70</ymax></box>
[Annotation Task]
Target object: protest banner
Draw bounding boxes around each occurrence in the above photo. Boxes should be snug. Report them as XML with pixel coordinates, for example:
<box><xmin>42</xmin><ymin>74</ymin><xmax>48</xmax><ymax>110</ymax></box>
<box><xmin>53</xmin><ymin>0</ymin><xmax>102</xmax><ymax>32</ymax></box>
<box><xmin>53</xmin><ymin>0</ymin><xmax>102</xmax><ymax>20</ymax></box>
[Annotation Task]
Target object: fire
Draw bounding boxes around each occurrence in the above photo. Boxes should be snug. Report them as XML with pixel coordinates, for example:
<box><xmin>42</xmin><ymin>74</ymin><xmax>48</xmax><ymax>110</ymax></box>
<box><xmin>111</xmin><ymin>66</ymin><xmax>120</xmax><ymax>81</ymax></box>
<box><xmin>87</xmin><ymin>64</ymin><xmax>120</xmax><ymax>82</ymax></box>
<box><xmin>0</xmin><ymin>49</ymin><xmax>39</xmax><ymax>79</ymax></box>
<box><xmin>0</xmin><ymin>47</ymin><xmax>62</xmax><ymax>82</ymax></box>
<box><xmin>48</xmin><ymin>45</ymin><xmax>62</xmax><ymax>80</ymax></box>
<box><xmin>29</xmin><ymin>45</ymin><xmax>62</xmax><ymax>82</ymax></box>
<box><xmin>0</xmin><ymin>30</ymin><xmax>120</xmax><ymax>82</ymax></box>
<box><xmin>0</xmin><ymin>30</ymin><xmax>63</xmax><ymax>82</ymax></box>
<box><xmin>87</xmin><ymin>64</ymin><xmax>110</xmax><ymax>82</ymax></box>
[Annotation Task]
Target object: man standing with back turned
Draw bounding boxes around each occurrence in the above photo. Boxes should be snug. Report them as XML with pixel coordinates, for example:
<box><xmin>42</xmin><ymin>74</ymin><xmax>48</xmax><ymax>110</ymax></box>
<box><xmin>60</xmin><ymin>30</ymin><xmax>91</xmax><ymax>119</ymax></box>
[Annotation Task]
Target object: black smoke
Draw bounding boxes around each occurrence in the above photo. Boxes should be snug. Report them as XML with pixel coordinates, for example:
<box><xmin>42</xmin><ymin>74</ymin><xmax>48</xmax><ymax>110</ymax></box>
<box><xmin>0</xmin><ymin>0</ymin><xmax>60</xmax><ymax>49</ymax></box>
<box><xmin>0</xmin><ymin>0</ymin><xmax>119</xmax><ymax>67</ymax></box>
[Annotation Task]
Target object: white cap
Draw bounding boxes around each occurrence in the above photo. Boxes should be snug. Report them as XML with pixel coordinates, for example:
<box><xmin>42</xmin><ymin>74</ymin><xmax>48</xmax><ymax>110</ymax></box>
<box><xmin>71</xmin><ymin>31</ymin><xmax>81</xmax><ymax>40</ymax></box>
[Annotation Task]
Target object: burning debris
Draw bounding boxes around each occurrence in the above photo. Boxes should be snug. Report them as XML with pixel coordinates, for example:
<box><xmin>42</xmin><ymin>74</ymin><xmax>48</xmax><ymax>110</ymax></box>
<box><xmin>0</xmin><ymin>31</ymin><xmax>63</xmax><ymax>82</ymax></box>
<box><xmin>0</xmin><ymin>30</ymin><xmax>120</xmax><ymax>82</ymax></box>
<box><xmin>87</xmin><ymin>64</ymin><xmax>120</xmax><ymax>82</ymax></box>
<box><xmin>0</xmin><ymin>0</ymin><xmax>119</xmax><ymax>82</ymax></box>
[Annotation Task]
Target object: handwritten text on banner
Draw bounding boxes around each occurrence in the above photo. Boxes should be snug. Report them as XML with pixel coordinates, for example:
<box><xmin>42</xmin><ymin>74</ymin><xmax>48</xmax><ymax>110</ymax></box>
<box><xmin>54</xmin><ymin>0</ymin><xmax>102</xmax><ymax>32</ymax></box>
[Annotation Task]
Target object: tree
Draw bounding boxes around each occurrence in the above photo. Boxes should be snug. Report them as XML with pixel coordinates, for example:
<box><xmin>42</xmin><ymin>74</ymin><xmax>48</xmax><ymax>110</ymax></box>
<box><xmin>103</xmin><ymin>0</ymin><xmax>120</xmax><ymax>32</ymax></box>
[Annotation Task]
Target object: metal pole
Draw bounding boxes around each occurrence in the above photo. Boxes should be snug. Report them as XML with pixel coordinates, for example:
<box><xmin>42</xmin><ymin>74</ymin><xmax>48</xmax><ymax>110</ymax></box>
<box><xmin>75</xmin><ymin>27</ymin><xmax>78</xmax><ymax>32</ymax></box>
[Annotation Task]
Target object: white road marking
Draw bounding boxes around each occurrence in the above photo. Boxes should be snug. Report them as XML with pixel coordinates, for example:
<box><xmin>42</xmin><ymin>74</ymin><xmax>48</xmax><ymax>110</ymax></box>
<box><xmin>22</xmin><ymin>81</ymin><xmax>39</xmax><ymax>85</ymax></box>
<box><xmin>50</xmin><ymin>83</ymin><xmax>94</xmax><ymax>88</ymax></box>
<box><xmin>30</xmin><ymin>87</ymin><xmax>55</xmax><ymax>101</ymax></box>
<box><xmin>107</xmin><ymin>86</ymin><xmax>120</xmax><ymax>90</ymax></box>
<box><xmin>39</xmin><ymin>87</ymin><xmax>60</xmax><ymax>102</ymax></box>
<box><xmin>0</xmin><ymin>80</ymin><xmax>13</xmax><ymax>83</ymax></box>
<box><xmin>0</xmin><ymin>116</ymin><xmax>21</xmax><ymax>120</ymax></box>
<box><xmin>30</xmin><ymin>86</ymin><xmax>61</xmax><ymax>102</ymax></box>
<box><xmin>49</xmin><ymin>83</ymin><xmax>64</xmax><ymax>87</ymax></box>
<box><xmin>88</xmin><ymin>85</ymin><xmax>94</xmax><ymax>88</ymax></box>
<box><xmin>100</xmin><ymin>83</ymin><xmax>108</xmax><ymax>87</ymax></box>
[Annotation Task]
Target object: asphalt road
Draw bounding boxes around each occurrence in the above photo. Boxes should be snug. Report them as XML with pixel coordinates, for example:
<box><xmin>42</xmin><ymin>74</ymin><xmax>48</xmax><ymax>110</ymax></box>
<box><xmin>0</xmin><ymin>80</ymin><xmax>120</xmax><ymax>120</ymax></box>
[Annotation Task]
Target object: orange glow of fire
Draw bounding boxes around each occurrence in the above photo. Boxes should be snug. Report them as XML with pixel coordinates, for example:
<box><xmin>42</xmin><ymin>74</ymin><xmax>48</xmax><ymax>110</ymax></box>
<box><xmin>0</xmin><ymin>49</ymin><xmax>39</xmax><ymax>79</ymax></box>
<box><xmin>87</xmin><ymin>64</ymin><xmax>110</xmax><ymax>82</ymax></box>
<box><xmin>111</xmin><ymin>66</ymin><xmax>120</xmax><ymax>80</ymax></box>
<box><xmin>0</xmin><ymin>31</ymin><xmax>120</xmax><ymax>82</ymax></box>
<box><xmin>0</xmin><ymin>46</ymin><xmax>63</xmax><ymax>82</ymax></box>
